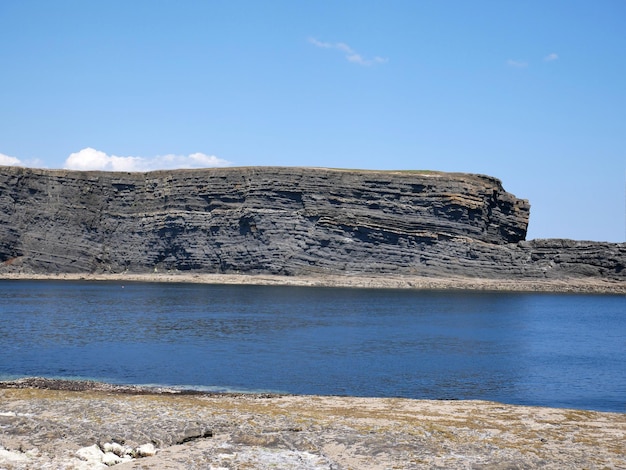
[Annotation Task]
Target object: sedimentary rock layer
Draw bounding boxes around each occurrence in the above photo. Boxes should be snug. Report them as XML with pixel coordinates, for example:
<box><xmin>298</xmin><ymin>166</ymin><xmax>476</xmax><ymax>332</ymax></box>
<box><xmin>0</xmin><ymin>166</ymin><xmax>623</xmax><ymax>281</ymax></box>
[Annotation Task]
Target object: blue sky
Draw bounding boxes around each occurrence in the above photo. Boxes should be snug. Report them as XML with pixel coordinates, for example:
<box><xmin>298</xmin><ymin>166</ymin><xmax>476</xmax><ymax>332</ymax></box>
<box><xmin>1</xmin><ymin>1</ymin><xmax>624</xmax><ymax>242</ymax></box>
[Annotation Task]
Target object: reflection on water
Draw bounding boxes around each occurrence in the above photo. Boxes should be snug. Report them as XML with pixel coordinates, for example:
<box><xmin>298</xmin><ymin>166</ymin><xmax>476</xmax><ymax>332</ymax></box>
<box><xmin>0</xmin><ymin>280</ymin><xmax>624</xmax><ymax>412</ymax></box>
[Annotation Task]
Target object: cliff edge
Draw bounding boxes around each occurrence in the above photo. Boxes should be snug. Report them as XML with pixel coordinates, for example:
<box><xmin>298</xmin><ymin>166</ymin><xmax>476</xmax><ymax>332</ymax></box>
<box><xmin>0</xmin><ymin>166</ymin><xmax>624</xmax><ymax>282</ymax></box>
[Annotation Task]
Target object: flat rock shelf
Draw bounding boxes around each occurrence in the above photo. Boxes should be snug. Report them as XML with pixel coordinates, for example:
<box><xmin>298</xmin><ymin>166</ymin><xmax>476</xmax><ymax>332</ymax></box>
<box><xmin>1</xmin><ymin>272</ymin><xmax>626</xmax><ymax>294</ymax></box>
<box><xmin>0</xmin><ymin>379</ymin><xmax>624</xmax><ymax>469</ymax></box>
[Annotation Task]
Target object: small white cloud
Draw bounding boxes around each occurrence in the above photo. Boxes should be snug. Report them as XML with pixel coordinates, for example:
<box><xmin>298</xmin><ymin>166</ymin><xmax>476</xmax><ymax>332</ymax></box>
<box><xmin>64</xmin><ymin>148</ymin><xmax>231</xmax><ymax>172</ymax></box>
<box><xmin>0</xmin><ymin>153</ymin><xmax>23</xmax><ymax>166</ymax></box>
<box><xmin>309</xmin><ymin>37</ymin><xmax>388</xmax><ymax>66</ymax></box>
<box><xmin>544</xmin><ymin>53</ymin><xmax>559</xmax><ymax>62</ymax></box>
<box><xmin>64</xmin><ymin>148</ymin><xmax>117</xmax><ymax>171</ymax></box>
<box><xmin>148</xmin><ymin>152</ymin><xmax>232</xmax><ymax>170</ymax></box>
<box><xmin>347</xmin><ymin>54</ymin><xmax>388</xmax><ymax>66</ymax></box>
<box><xmin>507</xmin><ymin>59</ymin><xmax>528</xmax><ymax>68</ymax></box>
<box><xmin>308</xmin><ymin>37</ymin><xmax>332</xmax><ymax>49</ymax></box>
<box><xmin>335</xmin><ymin>42</ymin><xmax>354</xmax><ymax>54</ymax></box>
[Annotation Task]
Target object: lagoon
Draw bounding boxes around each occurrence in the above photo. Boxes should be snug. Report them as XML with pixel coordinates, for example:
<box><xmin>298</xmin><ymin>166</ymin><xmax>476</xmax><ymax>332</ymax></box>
<box><xmin>0</xmin><ymin>280</ymin><xmax>624</xmax><ymax>412</ymax></box>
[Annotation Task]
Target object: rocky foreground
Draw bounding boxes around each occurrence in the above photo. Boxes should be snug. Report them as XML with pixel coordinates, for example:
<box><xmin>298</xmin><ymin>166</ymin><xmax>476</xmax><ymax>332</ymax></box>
<box><xmin>0</xmin><ymin>379</ymin><xmax>624</xmax><ymax>469</ymax></box>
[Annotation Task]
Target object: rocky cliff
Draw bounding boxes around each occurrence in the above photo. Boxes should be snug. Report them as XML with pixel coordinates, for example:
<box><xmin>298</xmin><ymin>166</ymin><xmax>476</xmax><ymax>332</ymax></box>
<box><xmin>0</xmin><ymin>166</ymin><xmax>624</xmax><ymax>281</ymax></box>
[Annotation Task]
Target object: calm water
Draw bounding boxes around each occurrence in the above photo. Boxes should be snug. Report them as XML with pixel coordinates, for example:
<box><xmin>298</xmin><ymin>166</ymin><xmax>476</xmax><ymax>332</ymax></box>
<box><xmin>0</xmin><ymin>281</ymin><xmax>624</xmax><ymax>412</ymax></box>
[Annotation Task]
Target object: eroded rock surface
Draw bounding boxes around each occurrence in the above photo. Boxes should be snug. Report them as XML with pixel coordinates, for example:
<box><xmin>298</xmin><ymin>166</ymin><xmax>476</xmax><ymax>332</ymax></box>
<box><xmin>0</xmin><ymin>379</ymin><xmax>624</xmax><ymax>469</ymax></box>
<box><xmin>0</xmin><ymin>166</ymin><xmax>624</xmax><ymax>281</ymax></box>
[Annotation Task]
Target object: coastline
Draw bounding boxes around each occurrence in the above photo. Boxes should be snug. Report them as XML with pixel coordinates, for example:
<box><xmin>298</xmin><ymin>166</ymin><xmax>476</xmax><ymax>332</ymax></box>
<box><xmin>0</xmin><ymin>378</ymin><xmax>624</xmax><ymax>469</ymax></box>
<box><xmin>1</xmin><ymin>271</ymin><xmax>625</xmax><ymax>294</ymax></box>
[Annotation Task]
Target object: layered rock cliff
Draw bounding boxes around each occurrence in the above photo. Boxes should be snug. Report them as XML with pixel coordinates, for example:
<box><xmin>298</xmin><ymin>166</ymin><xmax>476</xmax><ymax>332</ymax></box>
<box><xmin>0</xmin><ymin>166</ymin><xmax>624</xmax><ymax>281</ymax></box>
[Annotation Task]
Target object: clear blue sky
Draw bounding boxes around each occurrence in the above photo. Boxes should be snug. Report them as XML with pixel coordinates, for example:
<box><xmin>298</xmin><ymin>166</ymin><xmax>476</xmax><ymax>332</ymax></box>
<box><xmin>1</xmin><ymin>1</ymin><xmax>624</xmax><ymax>242</ymax></box>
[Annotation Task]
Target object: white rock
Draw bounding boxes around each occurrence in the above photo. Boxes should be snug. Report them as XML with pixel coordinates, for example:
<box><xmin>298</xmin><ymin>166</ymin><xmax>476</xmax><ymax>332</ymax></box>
<box><xmin>76</xmin><ymin>444</ymin><xmax>104</xmax><ymax>462</ymax></box>
<box><xmin>102</xmin><ymin>451</ymin><xmax>132</xmax><ymax>466</ymax></box>
<box><xmin>0</xmin><ymin>447</ymin><xmax>30</xmax><ymax>462</ymax></box>
<box><xmin>135</xmin><ymin>442</ymin><xmax>157</xmax><ymax>457</ymax></box>
<box><xmin>102</xmin><ymin>442</ymin><xmax>128</xmax><ymax>457</ymax></box>
<box><xmin>70</xmin><ymin>459</ymin><xmax>108</xmax><ymax>470</ymax></box>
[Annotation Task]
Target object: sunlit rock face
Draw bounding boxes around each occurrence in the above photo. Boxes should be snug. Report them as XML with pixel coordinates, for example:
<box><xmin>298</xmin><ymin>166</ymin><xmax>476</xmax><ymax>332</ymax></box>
<box><xmin>0</xmin><ymin>166</ymin><xmax>623</xmax><ymax>280</ymax></box>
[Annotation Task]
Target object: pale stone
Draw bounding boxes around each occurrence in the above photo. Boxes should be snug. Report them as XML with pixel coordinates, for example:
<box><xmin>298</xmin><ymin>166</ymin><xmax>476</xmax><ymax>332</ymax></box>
<box><xmin>0</xmin><ymin>447</ymin><xmax>30</xmax><ymax>462</ymax></box>
<box><xmin>102</xmin><ymin>451</ymin><xmax>131</xmax><ymax>466</ymax></box>
<box><xmin>102</xmin><ymin>442</ymin><xmax>127</xmax><ymax>457</ymax></box>
<box><xmin>135</xmin><ymin>442</ymin><xmax>157</xmax><ymax>457</ymax></box>
<box><xmin>76</xmin><ymin>444</ymin><xmax>104</xmax><ymax>462</ymax></box>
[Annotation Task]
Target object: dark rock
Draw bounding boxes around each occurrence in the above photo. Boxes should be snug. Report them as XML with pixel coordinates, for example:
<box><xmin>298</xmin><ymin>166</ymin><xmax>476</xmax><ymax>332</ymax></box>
<box><xmin>0</xmin><ymin>166</ymin><xmax>623</xmax><ymax>281</ymax></box>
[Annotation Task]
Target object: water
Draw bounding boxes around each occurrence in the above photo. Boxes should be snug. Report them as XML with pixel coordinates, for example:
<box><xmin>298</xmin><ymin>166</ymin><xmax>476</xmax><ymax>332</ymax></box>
<box><xmin>0</xmin><ymin>280</ymin><xmax>624</xmax><ymax>412</ymax></box>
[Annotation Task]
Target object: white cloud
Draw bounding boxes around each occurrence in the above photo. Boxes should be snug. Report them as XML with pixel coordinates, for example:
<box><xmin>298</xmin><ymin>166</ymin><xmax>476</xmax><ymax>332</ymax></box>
<box><xmin>0</xmin><ymin>153</ymin><xmax>23</xmax><ymax>166</ymax></box>
<box><xmin>507</xmin><ymin>59</ymin><xmax>528</xmax><ymax>68</ymax></box>
<box><xmin>64</xmin><ymin>147</ymin><xmax>231</xmax><ymax>172</ymax></box>
<box><xmin>347</xmin><ymin>53</ymin><xmax>388</xmax><ymax>66</ymax></box>
<box><xmin>544</xmin><ymin>53</ymin><xmax>559</xmax><ymax>62</ymax></box>
<box><xmin>308</xmin><ymin>37</ymin><xmax>333</xmax><ymax>49</ymax></box>
<box><xmin>308</xmin><ymin>37</ymin><xmax>388</xmax><ymax>66</ymax></box>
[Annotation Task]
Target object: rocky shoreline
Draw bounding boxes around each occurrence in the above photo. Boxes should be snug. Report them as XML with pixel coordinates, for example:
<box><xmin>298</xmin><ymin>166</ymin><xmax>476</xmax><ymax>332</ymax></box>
<box><xmin>1</xmin><ymin>271</ymin><xmax>626</xmax><ymax>294</ymax></box>
<box><xmin>0</xmin><ymin>378</ymin><xmax>624</xmax><ymax>469</ymax></box>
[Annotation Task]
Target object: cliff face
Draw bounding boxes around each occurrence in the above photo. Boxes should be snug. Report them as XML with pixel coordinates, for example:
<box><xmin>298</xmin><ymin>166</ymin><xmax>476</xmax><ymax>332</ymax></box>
<box><xmin>0</xmin><ymin>166</ymin><xmax>623</xmax><ymax>280</ymax></box>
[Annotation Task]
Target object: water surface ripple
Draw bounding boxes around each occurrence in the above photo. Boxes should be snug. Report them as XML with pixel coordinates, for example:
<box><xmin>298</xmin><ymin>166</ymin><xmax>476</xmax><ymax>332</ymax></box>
<box><xmin>1</xmin><ymin>281</ymin><xmax>624</xmax><ymax>412</ymax></box>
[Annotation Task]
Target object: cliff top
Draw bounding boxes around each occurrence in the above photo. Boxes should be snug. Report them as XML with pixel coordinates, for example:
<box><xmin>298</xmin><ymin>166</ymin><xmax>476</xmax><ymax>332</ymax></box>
<box><xmin>0</xmin><ymin>164</ymin><xmax>507</xmax><ymax>186</ymax></box>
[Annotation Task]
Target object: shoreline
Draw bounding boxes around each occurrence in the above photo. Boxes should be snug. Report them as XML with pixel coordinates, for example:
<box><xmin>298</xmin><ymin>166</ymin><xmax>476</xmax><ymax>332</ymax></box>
<box><xmin>1</xmin><ymin>378</ymin><xmax>624</xmax><ymax>469</ymax></box>
<box><xmin>1</xmin><ymin>271</ymin><xmax>625</xmax><ymax>294</ymax></box>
